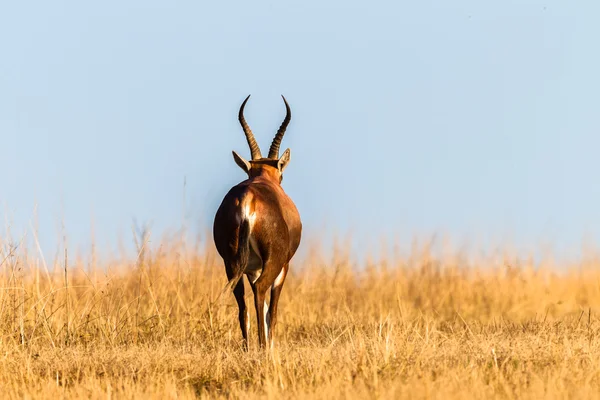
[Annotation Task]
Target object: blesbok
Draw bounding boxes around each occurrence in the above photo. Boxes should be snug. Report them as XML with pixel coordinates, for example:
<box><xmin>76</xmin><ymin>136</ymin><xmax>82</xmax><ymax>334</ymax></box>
<box><xmin>213</xmin><ymin>95</ymin><xmax>302</xmax><ymax>350</ymax></box>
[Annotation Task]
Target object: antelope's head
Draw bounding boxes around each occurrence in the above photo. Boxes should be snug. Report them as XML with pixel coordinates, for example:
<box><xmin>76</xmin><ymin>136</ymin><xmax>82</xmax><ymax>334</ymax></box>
<box><xmin>232</xmin><ymin>95</ymin><xmax>292</xmax><ymax>184</ymax></box>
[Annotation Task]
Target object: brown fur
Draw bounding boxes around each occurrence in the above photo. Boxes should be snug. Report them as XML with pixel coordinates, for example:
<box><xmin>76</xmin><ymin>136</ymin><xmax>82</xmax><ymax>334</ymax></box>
<box><xmin>214</xmin><ymin>159</ymin><xmax>301</xmax><ymax>350</ymax></box>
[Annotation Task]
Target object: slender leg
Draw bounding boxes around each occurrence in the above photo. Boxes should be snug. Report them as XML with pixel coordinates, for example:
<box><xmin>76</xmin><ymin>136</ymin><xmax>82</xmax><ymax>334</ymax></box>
<box><xmin>227</xmin><ymin>265</ymin><xmax>249</xmax><ymax>350</ymax></box>
<box><xmin>250</xmin><ymin>279</ymin><xmax>270</xmax><ymax>349</ymax></box>
<box><xmin>234</xmin><ymin>279</ymin><xmax>249</xmax><ymax>351</ymax></box>
<box><xmin>268</xmin><ymin>265</ymin><xmax>288</xmax><ymax>349</ymax></box>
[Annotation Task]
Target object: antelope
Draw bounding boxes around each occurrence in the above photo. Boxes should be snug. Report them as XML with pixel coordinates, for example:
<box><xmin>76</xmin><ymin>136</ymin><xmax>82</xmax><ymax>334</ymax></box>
<box><xmin>213</xmin><ymin>95</ymin><xmax>302</xmax><ymax>350</ymax></box>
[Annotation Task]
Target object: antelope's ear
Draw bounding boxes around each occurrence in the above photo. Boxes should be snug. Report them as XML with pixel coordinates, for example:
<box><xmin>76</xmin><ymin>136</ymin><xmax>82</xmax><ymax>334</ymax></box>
<box><xmin>277</xmin><ymin>148</ymin><xmax>291</xmax><ymax>172</ymax></box>
<box><xmin>232</xmin><ymin>151</ymin><xmax>251</xmax><ymax>174</ymax></box>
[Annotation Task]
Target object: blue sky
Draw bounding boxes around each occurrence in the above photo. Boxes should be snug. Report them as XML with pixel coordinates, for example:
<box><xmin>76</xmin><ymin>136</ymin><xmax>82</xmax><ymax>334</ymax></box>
<box><xmin>0</xmin><ymin>1</ymin><xmax>598</xmax><ymax>262</ymax></box>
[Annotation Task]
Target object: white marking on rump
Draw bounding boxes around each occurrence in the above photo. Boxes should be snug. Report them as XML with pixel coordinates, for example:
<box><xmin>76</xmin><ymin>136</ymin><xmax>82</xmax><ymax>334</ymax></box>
<box><xmin>243</xmin><ymin>201</ymin><xmax>256</xmax><ymax>228</ymax></box>
<box><xmin>273</xmin><ymin>268</ymin><xmax>286</xmax><ymax>288</ymax></box>
<box><xmin>241</xmin><ymin>195</ymin><xmax>262</xmax><ymax>275</ymax></box>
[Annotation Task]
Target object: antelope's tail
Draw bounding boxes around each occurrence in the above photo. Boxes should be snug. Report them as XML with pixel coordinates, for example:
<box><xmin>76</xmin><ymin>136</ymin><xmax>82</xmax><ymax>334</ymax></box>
<box><xmin>217</xmin><ymin>217</ymin><xmax>251</xmax><ymax>300</ymax></box>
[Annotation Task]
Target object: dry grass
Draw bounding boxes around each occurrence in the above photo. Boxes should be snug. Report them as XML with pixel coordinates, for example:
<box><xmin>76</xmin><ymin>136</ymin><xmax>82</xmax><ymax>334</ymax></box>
<box><xmin>2</xmin><ymin>232</ymin><xmax>600</xmax><ymax>399</ymax></box>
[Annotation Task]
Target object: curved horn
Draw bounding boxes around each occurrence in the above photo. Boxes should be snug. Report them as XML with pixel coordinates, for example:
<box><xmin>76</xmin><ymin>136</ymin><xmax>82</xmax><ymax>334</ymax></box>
<box><xmin>238</xmin><ymin>95</ymin><xmax>262</xmax><ymax>160</ymax></box>
<box><xmin>268</xmin><ymin>95</ymin><xmax>291</xmax><ymax>159</ymax></box>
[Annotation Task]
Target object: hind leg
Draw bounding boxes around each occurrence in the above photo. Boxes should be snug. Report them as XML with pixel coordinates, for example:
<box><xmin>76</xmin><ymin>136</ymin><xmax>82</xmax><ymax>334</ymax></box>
<box><xmin>249</xmin><ymin>278</ymin><xmax>270</xmax><ymax>348</ymax></box>
<box><xmin>268</xmin><ymin>264</ymin><xmax>288</xmax><ymax>349</ymax></box>
<box><xmin>227</xmin><ymin>266</ymin><xmax>249</xmax><ymax>350</ymax></box>
<box><xmin>234</xmin><ymin>279</ymin><xmax>249</xmax><ymax>351</ymax></box>
<box><xmin>250</xmin><ymin>262</ymin><xmax>282</xmax><ymax>349</ymax></box>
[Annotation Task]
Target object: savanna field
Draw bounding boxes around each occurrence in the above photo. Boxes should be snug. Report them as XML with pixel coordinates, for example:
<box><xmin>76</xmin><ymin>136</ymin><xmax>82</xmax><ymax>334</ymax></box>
<box><xmin>2</xmin><ymin>231</ymin><xmax>600</xmax><ymax>399</ymax></box>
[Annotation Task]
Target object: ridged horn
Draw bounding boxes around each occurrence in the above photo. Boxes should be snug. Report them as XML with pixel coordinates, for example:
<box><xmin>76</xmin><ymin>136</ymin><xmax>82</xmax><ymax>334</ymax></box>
<box><xmin>268</xmin><ymin>95</ymin><xmax>291</xmax><ymax>159</ymax></box>
<box><xmin>238</xmin><ymin>95</ymin><xmax>262</xmax><ymax>160</ymax></box>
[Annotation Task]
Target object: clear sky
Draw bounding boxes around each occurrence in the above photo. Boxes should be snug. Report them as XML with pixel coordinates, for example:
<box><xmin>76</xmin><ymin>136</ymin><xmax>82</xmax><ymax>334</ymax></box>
<box><xmin>1</xmin><ymin>1</ymin><xmax>599</xmax><ymax>262</ymax></box>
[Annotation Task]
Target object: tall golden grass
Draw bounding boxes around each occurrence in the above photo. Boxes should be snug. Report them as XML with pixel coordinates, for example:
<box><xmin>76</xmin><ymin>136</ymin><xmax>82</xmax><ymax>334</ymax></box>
<box><xmin>1</xmin><ymin>230</ymin><xmax>600</xmax><ymax>399</ymax></box>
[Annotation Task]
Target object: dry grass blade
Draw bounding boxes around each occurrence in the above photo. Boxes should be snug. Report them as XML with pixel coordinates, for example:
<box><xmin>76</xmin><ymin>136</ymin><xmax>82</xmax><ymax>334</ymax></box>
<box><xmin>0</xmin><ymin>232</ymin><xmax>599</xmax><ymax>399</ymax></box>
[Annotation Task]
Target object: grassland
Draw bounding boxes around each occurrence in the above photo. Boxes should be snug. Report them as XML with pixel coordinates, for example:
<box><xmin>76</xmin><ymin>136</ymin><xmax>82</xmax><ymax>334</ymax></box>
<box><xmin>1</xmin><ymin>232</ymin><xmax>600</xmax><ymax>399</ymax></box>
